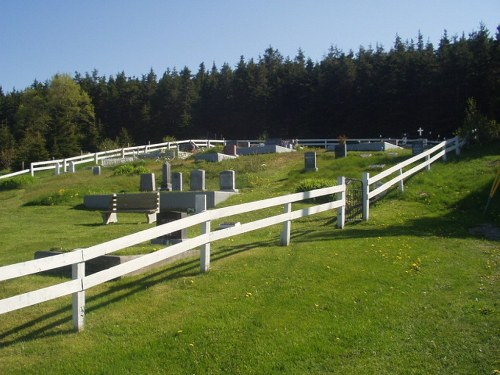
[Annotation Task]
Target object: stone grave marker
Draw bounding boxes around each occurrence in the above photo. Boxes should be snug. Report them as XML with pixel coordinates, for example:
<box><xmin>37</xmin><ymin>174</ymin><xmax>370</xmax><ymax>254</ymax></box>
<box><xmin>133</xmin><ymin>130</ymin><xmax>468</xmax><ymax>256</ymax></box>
<box><xmin>140</xmin><ymin>173</ymin><xmax>156</xmax><ymax>191</ymax></box>
<box><xmin>92</xmin><ymin>166</ymin><xmax>101</xmax><ymax>176</ymax></box>
<box><xmin>335</xmin><ymin>144</ymin><xmax>347</xmax><ymax>158</ymax></box>
<box><xmin>220</xmin><ymin>170</ymin><xmax>238</xmax><ymax>192</ymax></box>
<box><xmin>304</xmin><ymin>152</ymin><xmax>318</xmax><ymax>171</ymax></box>
<box><xmin>412</xmin><ymin>140</ymin><xmax>425</xmax><ymax>155</ymax></box>
<box><xmin>190</xmin><ymin>169</ymin><xmax>206</xmax><ymax>191</ymax></box>
<box><xmin>172</xmin><ymin>172</ymin><xmax>183</xmax><ymax>191</ymax></box>
<box><xmin>54</xmin><ymin>163</ymin><xmax>61</xmax><ymax>176</ymax></box>
<box><xmin>161</xmin><ymin>161</ymin><xmax>172</xmax><ymax>191</ymax></box>
<box><xmin>151</xmin><ymin>211</ymin><xmax>187</xmax><ymax>245</ymax></box>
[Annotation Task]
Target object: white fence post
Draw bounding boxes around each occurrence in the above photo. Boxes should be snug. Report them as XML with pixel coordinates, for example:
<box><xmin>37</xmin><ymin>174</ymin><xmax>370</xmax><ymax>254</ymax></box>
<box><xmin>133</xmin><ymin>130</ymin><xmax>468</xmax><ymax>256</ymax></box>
<box><xmin>399</xmin><ymin>169</ymin><xmax>404</xmax><ymax>192</ymax></box>
<box><xmin>72</xmin><ymin>260</ymin><xmax>85</xmax><ymax>332</ymax></box>
<box><xmin>337</xmin><ymin>176</ymin><xmax>345</xmax><ymax>229</ymax></box>
<box><xmin>196</xmin><ymin>195</ymin><xmax>210</xmax><ymax>272</ymax></box>
<box><xmin>426</xmin><ymin>155</ymin><xmax>431</xmax><ymax>171</ymax></box>
<box><xmin>280</xmin><ymin>203</ymin><xmax>292</xmax><ymax>246</ymax></box>
<box><xmin>30</xmin><ymin>163</ymin><xmax>34</xmax><ymax>176</ymax></box>
<box><xmin>362</xmin><ymin>172</ymin><xmax>370</xmax><ymax>221</ymax></box>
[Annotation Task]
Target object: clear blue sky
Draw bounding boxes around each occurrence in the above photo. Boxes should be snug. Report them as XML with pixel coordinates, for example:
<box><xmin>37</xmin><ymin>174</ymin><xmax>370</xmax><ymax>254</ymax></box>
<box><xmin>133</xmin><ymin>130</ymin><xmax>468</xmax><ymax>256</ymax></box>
<box><xmin>1</xmin><ymin>0</ymin><xmax>498</xmax><ymax>92</ymax></box>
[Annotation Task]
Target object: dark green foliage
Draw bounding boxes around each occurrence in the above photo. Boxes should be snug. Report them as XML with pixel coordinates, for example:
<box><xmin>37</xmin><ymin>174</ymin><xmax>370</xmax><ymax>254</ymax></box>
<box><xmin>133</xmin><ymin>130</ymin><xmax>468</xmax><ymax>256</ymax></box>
<box><xmin>0</xmin><ymin>24</ymin><xmax>499</xmax><ymax>164</ymax></box>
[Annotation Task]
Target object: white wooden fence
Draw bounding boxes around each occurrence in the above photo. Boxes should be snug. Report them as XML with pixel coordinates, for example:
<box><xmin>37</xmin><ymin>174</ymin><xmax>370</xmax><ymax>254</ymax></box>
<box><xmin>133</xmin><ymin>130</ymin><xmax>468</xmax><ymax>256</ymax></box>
<box><xmin>0</xmin><ymin>137</ymin><xmax>441</xmax><ymax>180</ymax></box>
<box><xmin>361</xmin><ymin>136</ymin><xmax>466</xmax><ymax>220</ymax></box>
<box><xmin>0</xmin><ymin>139</ymin><xmax>226</xmax><ymax>180</ymax></box>
<box><xmin>0</xmin><ymin>180</ymin><xmax>346</xmax><ymax>332</ymax></box>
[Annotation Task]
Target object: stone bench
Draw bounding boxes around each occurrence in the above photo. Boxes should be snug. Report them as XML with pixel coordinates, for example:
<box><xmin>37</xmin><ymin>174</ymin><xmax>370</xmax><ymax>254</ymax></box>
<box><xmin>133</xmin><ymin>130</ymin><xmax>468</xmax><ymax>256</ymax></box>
<box><xmin>102</xmin><ymin>192</ymin><xmax>160</xmax><ymax>224</ymax></box>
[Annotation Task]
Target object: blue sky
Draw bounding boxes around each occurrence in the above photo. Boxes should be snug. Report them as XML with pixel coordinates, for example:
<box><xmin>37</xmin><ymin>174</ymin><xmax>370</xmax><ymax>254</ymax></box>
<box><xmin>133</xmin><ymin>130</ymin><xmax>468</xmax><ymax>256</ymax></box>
<box><xmin>1</xmin><ymin>0</ymin><xmax>498</xmax><ymax>92</ymax></box>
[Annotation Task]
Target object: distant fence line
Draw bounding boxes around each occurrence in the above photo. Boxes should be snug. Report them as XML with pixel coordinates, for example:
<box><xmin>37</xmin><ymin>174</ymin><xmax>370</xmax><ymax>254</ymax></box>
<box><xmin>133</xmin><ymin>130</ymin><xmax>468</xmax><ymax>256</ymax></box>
<box><xmin>0</xmin><ymin>137</ymin><xmax>440</xmax><ymax>180</ymax></box>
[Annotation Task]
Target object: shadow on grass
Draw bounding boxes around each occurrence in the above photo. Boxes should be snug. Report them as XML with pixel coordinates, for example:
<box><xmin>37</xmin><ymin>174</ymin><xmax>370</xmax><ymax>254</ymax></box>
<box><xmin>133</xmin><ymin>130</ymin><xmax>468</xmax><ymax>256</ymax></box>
<box><xmin>0</xmin><ymin>238</ymin><xmax>275</xmax><ymax>348</ymax></box>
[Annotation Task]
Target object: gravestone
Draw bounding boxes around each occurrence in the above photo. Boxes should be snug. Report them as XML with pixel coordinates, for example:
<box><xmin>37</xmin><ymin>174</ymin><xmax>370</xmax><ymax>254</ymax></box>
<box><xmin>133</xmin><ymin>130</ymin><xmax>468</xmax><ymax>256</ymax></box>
<box><xmin>412</xmin><ymin>140</ymin><xmax>425</xmax><ymax>155</ymax></box>
<box><xmin>161</xmin><ymin>161</ymin><xmax>172</xmax><ymax>191</ymax></box>
<box><xmin>220</xmin><ymin>170</ymin><xmax>237</xmax><ymax>192</ymax></box>
<box><xmin>92</xmin><ymin>166</ymin><xmax>101</xmax><ymax>176</ymax></box>
<box><xmin>224</xmin><ymin>144</ymin><xmax>237</xmax><ymax>156</ymax></box>
<box><xmin>140</xmin><ymin>173</ymin><xmax>156</xmax><ymax>192</ymax></box>
<box><xmin>304</xmin><ymin>152</ymin><xmax>318</xmax><ymax>171</ymax></box>
<box><xmin>335</xmin><ymin>144</ymin><xmax>347</xmax><ymax>158</ymax></box>
<box><xmin>172</xmin><ymin>172</ymin><xmax>183</xmax><ymax>191</ymax></box>
<box><xmin>54</xmin><ymin>163</ymin><xmax>61</xmax><ymax>176</ymax></box>
<box><xmin>190</xmin><ymin>169</ymin><xmax>205</xmax><ymax>191</ymax></box>
<box><xmin>151</xmin><ymin>211</ymin><xmax>187</xmax><ymax>244</ymax></box>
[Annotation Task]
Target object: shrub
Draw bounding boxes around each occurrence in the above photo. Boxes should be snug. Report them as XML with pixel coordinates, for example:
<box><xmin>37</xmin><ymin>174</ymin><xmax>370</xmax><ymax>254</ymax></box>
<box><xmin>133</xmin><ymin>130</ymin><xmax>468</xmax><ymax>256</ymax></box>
<box><xmin>0</xmin><ymin>175</ymin><xmax>36</xmax><ymax>191</ymax></box>
<box><xmin>113</xmin><ymin>162</ymin><xmax>150</xmax><ymax>176</ymax></box>
<box><xmin>294</xmin><ymin>178</ymin><xmax>336</xmax><ymax>193</ymax></box>
<box><xmin>25</xmin><ymin>188</ymin><xmax>81</xmax><ymax>206</ymax></box>
<box><xmin>294</xmin><ymin>178</ymin><xmax>336</xmax><ymax>203</ymax></box>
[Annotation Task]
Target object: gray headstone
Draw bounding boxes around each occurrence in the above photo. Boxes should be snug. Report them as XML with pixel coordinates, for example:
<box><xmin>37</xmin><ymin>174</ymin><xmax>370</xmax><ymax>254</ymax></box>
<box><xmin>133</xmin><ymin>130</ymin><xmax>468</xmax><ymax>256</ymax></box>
<box><xmin>304</xmin><ymin>152</ymin><xmax>318</xmax><ymax>171</ymax></box>
<box><xmin>68</xmin><ymin>161</ymin><xmax>76</xmax><ymax>173</ymax></box>
<box><xmin>140</xmin><ymin>173</ymin><xmax>156</xmax><ymax>192</ymax></box>
<box><xmin>220</xmin><ymin>170</ymin><xmax>237</xmax><ymax>191</ymax></box>
<box><xmin>172</xmin><ymin>172</ymin><xmax>183</xmax><ymax>191</ymax></box>
<box><xmin>151</xmin><ymin>211</ymin><xmax>187</xmax><ymax>245</ymax></box>
<box><xmin>224</xmin><ymin>144</ymin><xmax>237</xmax><ymax>156</ymax></box>
<box><xmin>335</xmin><ymin>144</ymin><xmax>347</xmax><ymax>158</ymax></box>
<box><xmin>92</xmin><ymin>166</ymin><xmax>101</xmax><ymax>176</ymax></box>
<box><xmin>54</xmin><ymin>163</ymin><xmax>61</xmax><ymax>176</ymax></box>
<box><xmin>161</xmin><ymin>161</ymin><xmax>172</xmax><ymax>191</ymax></box>
<box><xmin>190</xmin><ymin>169</ymin><xmax>206</xmax><ymax>191</ymax></box>
<box><xmin>412</xmin><ymin>140</ymin><xmax>425</xmax><ymax>155</ymax></box>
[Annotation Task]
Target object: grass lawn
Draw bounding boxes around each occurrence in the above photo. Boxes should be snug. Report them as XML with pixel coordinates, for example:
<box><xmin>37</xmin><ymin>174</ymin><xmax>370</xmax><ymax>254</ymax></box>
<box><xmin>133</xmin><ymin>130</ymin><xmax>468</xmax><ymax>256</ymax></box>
<box><xmin>0</xmin><ymin>144</ymin><xmax>498</xmax><ymax>374</ymax></box>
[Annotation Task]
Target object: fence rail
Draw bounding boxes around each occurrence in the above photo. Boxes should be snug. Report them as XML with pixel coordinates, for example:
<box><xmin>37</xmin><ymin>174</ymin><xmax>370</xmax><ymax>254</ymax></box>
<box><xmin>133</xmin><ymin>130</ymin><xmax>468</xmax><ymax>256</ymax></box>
<box><xmin>361</xmin><ymin>136</ymin><xmax>465</xmax><ymax>220</ymax></box>
<box><xmin>0</xmin><ymin>137</ymin><xmax>449</xmax><ymax>180</ymax></box>
<box><xmin>0</xmin><ymin>181</ymin><xmax>346</xmax><ymax>331</ymax></box>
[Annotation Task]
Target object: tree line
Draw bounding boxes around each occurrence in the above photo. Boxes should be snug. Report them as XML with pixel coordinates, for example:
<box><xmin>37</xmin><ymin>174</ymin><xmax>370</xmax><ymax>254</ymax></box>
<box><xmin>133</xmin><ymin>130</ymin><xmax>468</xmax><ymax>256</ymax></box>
<box><xmin>0</xmin><ymin>24</ymin><xmax>499</xmax><ymax>170</ymax></box>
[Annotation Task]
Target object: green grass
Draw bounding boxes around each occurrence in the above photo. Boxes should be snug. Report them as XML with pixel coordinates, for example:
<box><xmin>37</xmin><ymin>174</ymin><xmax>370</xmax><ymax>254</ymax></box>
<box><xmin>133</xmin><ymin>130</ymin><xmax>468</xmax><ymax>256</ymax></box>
<box><xmin>0</xmin><ymin>145</ymin><xmax>498</xmax><ymax>374</ymax></box>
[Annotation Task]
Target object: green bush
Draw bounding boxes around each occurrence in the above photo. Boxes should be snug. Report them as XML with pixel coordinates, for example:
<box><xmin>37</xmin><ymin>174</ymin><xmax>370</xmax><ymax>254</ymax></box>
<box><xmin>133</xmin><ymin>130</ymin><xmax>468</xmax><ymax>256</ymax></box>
<box><xmin>294</xmin><ymin>178</ymin><xmax>336</xmax><ymax>193</ymax></box>
<box><xmin>113</xmin><ymin>162</ymin><xmax>150</xmax><ymax>176</ymax></box>
<box><xmin>0</xmin><ymin>175</ymin><xmax>36</xmax><ymax>191</ymax></box>
<box><xmin>294</xmin><ymin>178</ymin><xmax>336</xmax><ymax>203</ymax></box>
<box><xmin>25</xmin><ymin>188</ymin><xmax>82</xmax><ymax>206</ymax></box>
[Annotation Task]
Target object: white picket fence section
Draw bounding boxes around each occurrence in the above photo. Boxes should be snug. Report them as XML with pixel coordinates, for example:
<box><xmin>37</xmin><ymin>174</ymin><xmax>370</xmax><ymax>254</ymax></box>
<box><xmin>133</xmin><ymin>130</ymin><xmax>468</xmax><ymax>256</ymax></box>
<box><xmin>0</xmin><ymin>181</ymin><xmax>346</xmax><ymax>332</ymax></box>
<box><xmin>361</xmin><ymin>136</ymin><xmax>466</xmax><ymax>220</ymax></box>
<box><xmin>0</xmin><ymin>139</ymin><xmax>226</xmax><ymax>179</ymax></box>
<box><xmin>0</xmin><ymin>137</ymin><xmax>445</xmax><ymax>180</ymax></box>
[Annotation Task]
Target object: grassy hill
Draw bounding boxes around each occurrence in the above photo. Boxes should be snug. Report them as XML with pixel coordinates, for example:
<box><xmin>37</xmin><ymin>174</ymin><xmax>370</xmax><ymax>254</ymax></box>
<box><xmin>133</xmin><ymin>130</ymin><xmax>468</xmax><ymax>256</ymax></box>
<box><xmin>0</xmin><ymin>145</ymin><xmax>498</xmax><ymax>374</ymax></box>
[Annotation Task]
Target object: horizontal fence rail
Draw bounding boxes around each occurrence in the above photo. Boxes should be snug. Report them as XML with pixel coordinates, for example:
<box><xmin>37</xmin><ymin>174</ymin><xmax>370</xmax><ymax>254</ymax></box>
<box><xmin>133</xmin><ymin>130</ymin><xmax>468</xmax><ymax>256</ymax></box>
<box><xmin>0</xmin><ymin>181</ymin><xmax>346</xmax><ymax>332</ymax></box>
<box><xmin>0</xmin><ymin>137</ymin><xmax>454</xmax><ymax>180</ymax></box>
<box><xmin>361</xmin><ymin>136</ymin><xmax>465</xmax><ymax>220</ymax></box>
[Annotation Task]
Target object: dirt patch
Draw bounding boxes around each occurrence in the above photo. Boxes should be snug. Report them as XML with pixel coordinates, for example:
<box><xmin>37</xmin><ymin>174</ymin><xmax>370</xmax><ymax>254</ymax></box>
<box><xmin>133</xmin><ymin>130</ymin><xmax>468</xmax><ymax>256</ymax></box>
<box><xmin>469</xmin><ymin>223</ymin><xmax>500</xmax><ymax>241</ymax></box>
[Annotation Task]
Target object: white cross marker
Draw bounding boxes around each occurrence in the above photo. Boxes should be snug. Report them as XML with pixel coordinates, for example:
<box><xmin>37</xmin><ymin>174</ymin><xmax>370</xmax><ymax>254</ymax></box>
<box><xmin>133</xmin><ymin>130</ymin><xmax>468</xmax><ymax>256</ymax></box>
<box><xmin>417</xmin><ymin>127</ymin><xmax>424</xmax><ymax>137</ymax></box>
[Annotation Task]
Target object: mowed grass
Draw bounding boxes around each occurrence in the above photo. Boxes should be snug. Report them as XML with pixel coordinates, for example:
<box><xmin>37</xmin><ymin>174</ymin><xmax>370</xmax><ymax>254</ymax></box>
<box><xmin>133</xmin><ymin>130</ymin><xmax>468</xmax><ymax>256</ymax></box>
<box><xmin>0</xmin><ymin>145</ymin><xmax>498</xmax><ymax>374</ymax></box>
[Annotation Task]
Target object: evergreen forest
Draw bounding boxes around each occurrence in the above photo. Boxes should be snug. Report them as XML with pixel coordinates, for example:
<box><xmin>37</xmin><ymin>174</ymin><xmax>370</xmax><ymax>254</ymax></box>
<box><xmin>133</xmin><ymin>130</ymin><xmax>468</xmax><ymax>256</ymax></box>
<box><xmin>0</xmin><ymin>25</ymin><xmax>499</xmax><ymax>170</ymax></box>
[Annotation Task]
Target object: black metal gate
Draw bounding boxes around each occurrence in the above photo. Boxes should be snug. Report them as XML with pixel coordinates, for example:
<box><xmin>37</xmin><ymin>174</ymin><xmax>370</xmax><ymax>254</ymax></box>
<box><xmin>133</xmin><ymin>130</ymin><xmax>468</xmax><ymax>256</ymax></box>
<box><xmin>345</xmin><ymin>178</ymin><xmax>363</xmax><ymax>222</ymax></box>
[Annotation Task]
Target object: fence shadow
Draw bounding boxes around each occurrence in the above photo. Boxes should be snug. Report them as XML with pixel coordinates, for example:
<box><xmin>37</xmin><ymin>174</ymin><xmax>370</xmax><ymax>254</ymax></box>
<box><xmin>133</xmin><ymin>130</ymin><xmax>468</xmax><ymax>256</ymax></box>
<box><xmin>0</xmin><ymin>237</ymin><xmax>275</xmax><ymax>348</ymax></box>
